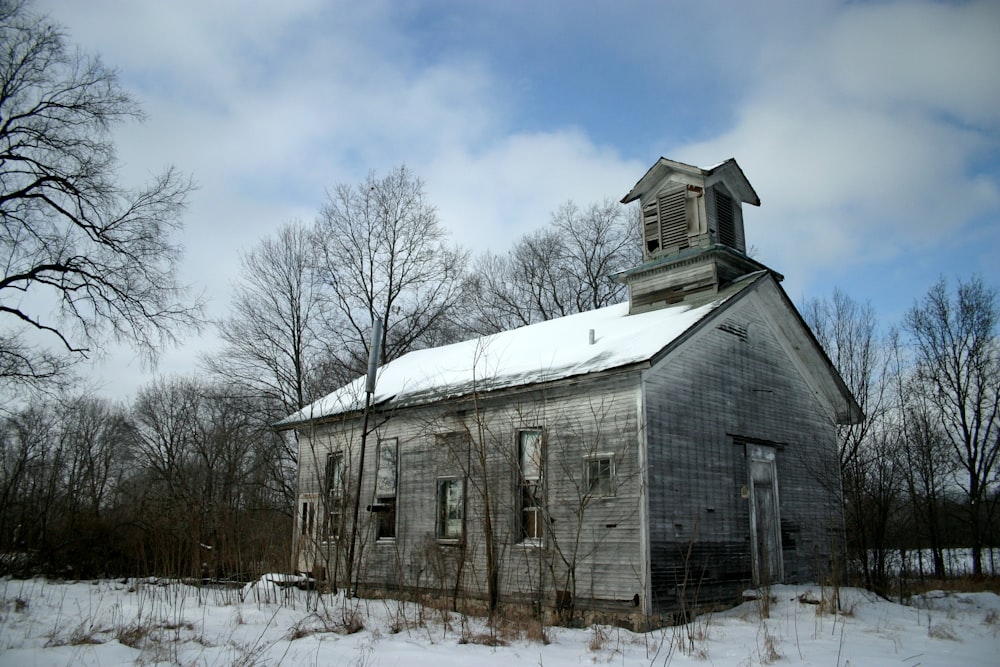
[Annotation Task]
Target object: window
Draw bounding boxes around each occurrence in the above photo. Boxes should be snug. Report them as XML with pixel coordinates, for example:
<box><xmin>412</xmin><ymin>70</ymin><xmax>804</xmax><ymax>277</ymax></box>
<box><xmin>518</xmin><ymin>429</ymin><xmax>544</xmax><ymax>542</ymax></box>
<box><xmin>374</xmin><ymin>438</ymin><xmax>398</xmax><ymax>540</ymax></box>
<box><xmin>300</xmin><ymin>499</ymin><xmax>315</xmax><ymax>537</ymax></box>
<box><xmin>585</xmin><ymin>456</ymin><xmax>614</xmax><ymax>498</ymax></box>
<box><xmin>436</xmin><ymin>478</ymin><xmax>464</xmax><ymax>541</ymax></box>
<box><xmin>323</xmin><ymin>452</ymin><xmax>344</xmax><ymax>540</ymax></box>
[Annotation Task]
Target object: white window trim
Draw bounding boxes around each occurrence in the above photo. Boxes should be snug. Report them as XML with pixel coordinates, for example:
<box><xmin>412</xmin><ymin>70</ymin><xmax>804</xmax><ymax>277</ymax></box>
<box><xmin>518</xmin><ymin>428</ymin><xmax>545</xmax><ymax>545</ymax></box>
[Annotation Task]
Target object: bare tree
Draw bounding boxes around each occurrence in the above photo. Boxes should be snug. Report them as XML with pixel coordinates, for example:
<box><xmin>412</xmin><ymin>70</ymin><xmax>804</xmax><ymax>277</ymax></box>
<box><xmin>804</xmin><ymin>289</ymin><xmax>887</xmax><ymax>470</ymax></box>
<box><xmin>804</xmin><ymin>289</ymin><xmax>900</xmax><ymax>590</ymax></box>
<box><xmin>0</xmin><ymin>403</ymin><xmax>53</xmax><ymax>555</ymax></box>
<box><xmin>204</xmin><ymin>221</ymin><xmax>332</xmax><ymax>507</ymax></box>
<box><xmin>58</xmin><ymin>395</ymin><xmax>132</xmax><ymax>520</ymax></box>
<box><xmin>0</xmin><ymin>0</ymin><xmax>201</xmax><ymax>391</ymax></box>
<box><xmin>130</xmin><ymin>377</ymin><xmax>288</xmax><ymax>577</ymax></box>
<box><xmin>466</xmin><ymin>199</ymin><xmax>639</xmax><ymax>335</ymax></box>
<box><xmin>904</xmin><ymin>276</ymin><xmax>1000</xmax><ymax>575</ymax></box>
<box><xmin>898</xmin><ymin>377</ymin><xmax>953</xmax><ymax>578</ymax></box>
<box><xmin>314</xmin><ymin>166</ymin><xmax>468</xmax><ymax>383</ymax></box>
<box><xmin>206</xmin><ymin>221</ymin><xmax>330</xmax><ymax>419</ymax></box>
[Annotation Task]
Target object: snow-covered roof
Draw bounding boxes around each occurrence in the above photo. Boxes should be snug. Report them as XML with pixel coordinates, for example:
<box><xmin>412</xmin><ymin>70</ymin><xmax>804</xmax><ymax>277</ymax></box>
<box><xmin>277</xmin><ymin>277</ymin><xmax>759</xmax><ymax>428</ymax></box>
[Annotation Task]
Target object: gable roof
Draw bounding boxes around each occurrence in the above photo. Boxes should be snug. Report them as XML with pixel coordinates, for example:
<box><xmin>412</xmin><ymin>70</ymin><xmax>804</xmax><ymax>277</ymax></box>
<box><xmin>620</xmin><ymin>157</ymin><xmax>761</xmax><ymax>207</ymax></box>
<box><xmin>276</xmin><ymin>273</ymin><xmax>767</xmax><ymax>428</ymax></box>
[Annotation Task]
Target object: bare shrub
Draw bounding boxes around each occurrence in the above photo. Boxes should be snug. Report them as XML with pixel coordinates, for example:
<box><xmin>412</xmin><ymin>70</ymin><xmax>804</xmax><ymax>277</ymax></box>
<box><xmin>759</xmin><ymin>626</ymin><xmax>782</xmax><ymax>664</ymax></box>
<box><xmin>928</xmin><ymin>623</ymin><xmax>959</xmax><ymax>640</ymax></box>
<box><xmin>588</xmin><ymin>624</ymin><xmax>608</xmax><ymax>651</ymax></box>
<box><xmin>116</xmin><ymin>624</ymin><xmax>150</xmax><ymax>649</ymax></box>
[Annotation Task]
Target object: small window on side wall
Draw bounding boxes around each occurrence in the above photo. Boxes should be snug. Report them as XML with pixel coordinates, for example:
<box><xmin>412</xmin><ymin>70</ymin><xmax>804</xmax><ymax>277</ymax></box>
<box><xmin>436</xmin><ymin>478</ymin><xmax>464</xmax><ymax>541</ymax></box>
<box><xmin>585</xmin><ymin>456</ymin><xmax>614</xmax><ymax>498</ymax></box>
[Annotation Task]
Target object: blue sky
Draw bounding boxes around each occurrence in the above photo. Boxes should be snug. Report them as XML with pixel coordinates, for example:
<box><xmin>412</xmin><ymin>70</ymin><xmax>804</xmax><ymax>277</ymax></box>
<box><xmin>34</xmin><ymin>0</ymin><xmax>1000</xmax><ymax>398</ymax></box>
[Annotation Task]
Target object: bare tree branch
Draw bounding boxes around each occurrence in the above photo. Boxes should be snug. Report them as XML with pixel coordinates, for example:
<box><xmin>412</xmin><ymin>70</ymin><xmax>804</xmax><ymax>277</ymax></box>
<box><xmin>0</xmin><ymin>0</ymin><xmax>203</xmax><ymax>391</ymax></box>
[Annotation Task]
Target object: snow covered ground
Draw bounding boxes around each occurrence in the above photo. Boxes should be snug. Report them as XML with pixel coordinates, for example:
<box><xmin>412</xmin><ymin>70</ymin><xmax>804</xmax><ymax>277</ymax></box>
<box><xmin>1</xmin><ymin>576</ymin><xmax>997</xmax><ymax>666</ymax></box>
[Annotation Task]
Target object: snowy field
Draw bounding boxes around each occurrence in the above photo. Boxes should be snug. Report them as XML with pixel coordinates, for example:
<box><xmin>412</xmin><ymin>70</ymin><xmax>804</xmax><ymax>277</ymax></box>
<box><xmin>1</xmin><ymin>576</ymin><xmax>998</xmax><ymax>666</ymax></box>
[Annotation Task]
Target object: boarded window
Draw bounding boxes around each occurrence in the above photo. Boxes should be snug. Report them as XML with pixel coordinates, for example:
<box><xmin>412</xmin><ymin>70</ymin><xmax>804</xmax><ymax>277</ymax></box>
<box><xmin>375</xmin><ymin>439</ymin><xmax>398</xmax><ymax>540</ymax></box>
<box><xmin>519</xmin><ymin>430</ymin><xmax>544</xmax><ymax>542</ymax></box>
<box><xmin>658</xmin><ymin>186</ymin><xmax>689</xmax><ymax>251</ymax></box>
<box><xmin>585</xmin><ymin>456</ymin><xmax>614</xmax><ymax>498</ymax></box>
<box><xmin>643</xmin><ymin>186</ymin><xmax>690</xmax><ymax>259</ymax></box>
<box><xmin>436</xmin><ymin>478</ymin><xmax>464</xmax><ymax>541</ymax></box>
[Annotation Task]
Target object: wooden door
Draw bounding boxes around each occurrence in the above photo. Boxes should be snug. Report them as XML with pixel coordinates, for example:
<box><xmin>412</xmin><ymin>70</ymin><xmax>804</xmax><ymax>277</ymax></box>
<box><xmin>747</xmin><ymin>444</ymin><xmax>783</xmax><ymax>585</ymax></box>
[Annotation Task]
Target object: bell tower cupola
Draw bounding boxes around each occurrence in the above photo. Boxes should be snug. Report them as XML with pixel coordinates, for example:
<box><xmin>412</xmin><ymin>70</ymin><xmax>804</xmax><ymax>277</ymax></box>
<box><xmin>617</xmin><ymin>157</ymin><xmax>779</xmax><ymax>314</ymax></box>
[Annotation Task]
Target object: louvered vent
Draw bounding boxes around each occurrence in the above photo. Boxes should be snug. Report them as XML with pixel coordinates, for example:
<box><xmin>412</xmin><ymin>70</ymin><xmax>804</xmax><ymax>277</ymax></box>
<box><xmin>658</xmin><ymin>187</ymin><xmax>688</xmax><ymax>252</ymax></box>
<box><xmin>718</xmin><ymin>318</ymin><xmax>748</xmax><ymax>341</ymax></box>
<box><xmin>642</xmin><ymin>202</ymin><xmax>660</xmax><ymax>255</ymax></box>
<box><xmin>715</xmin><ymin>188</ymin><xmax>735</xmax><ymax>248</ymax></box>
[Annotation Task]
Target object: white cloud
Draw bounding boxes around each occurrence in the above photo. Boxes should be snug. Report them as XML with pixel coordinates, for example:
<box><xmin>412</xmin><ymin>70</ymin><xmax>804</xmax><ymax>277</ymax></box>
<box><xmin>822</xmin><ymin>1</ymin><xmax>1000</xmax><ymax>130</ymax></box>
<box><xmin>23</xmin><ymin>0</ymin><xmax>1000</xmax><ymax>399</ymax></box>
<box><xmin>422</xmin><ymin>130</ymin><xmax>641</xmax><ymax>252</ymax></box>
<box><xmin>677</xmin><ymin>0</ymin><xmax>1000</xmax><ymax>292</ymax></box>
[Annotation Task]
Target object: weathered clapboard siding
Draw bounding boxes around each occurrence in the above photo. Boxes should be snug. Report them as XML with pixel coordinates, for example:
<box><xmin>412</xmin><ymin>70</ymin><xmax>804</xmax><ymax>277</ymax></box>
<box><xmin>291</xmin><ymin>276</ymin><xmax>848</xmax><ymax>624</ymax></box>
<box><xmin>294</xmin><ymin>370</ymin><xmax>648</xmax><ymax>613</ymax></box>
<box><xmin>642</xmin><ymin>293</ymin><xmax>841</xmax><ymax>614</ymax></box>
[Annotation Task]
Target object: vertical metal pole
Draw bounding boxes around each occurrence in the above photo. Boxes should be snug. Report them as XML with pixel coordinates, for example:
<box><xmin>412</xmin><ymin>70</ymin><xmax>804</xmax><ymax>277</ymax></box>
<box><xmin>344</xmin><ymin>319</ymin><xmax>382</xmax><ymax>597</ymax></box>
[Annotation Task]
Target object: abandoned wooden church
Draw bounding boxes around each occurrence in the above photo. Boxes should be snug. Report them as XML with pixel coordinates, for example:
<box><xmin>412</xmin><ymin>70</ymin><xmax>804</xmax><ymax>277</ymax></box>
<box><xmin>278</xmin><ymin>156</ymin><xmax>861</xmax><ymax>625</ymax></box>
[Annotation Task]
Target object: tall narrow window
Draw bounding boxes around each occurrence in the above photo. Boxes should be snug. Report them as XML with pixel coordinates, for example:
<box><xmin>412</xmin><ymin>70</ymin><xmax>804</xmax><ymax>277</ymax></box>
<box><xmin>324</xmin><ymin>452</ymin><xmax>344</xmax><ymax>540</ymax></box>
<box><xmin>436</xmin><ymin>478</ymin><xmax>464</xmax><ymax>541</ymax></box>
<box><xmin>518</xmin><ymin>429</ymin><xmax>544</xmax><ymax>542</ymax></box>
<box><xmin>301</xmin><ymin>500</ymin><xmax>315</xmax><ymax>537</ymax></box>
<box><xmin>374</xmin><ymin>438</ymin><xmax>398</xmax><ymax>540</ymax></box>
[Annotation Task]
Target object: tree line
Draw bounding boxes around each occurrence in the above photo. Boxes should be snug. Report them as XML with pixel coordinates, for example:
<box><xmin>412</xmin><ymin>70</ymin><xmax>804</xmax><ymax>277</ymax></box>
<box><xmin>804</xmin><ymin>279</ymin><xmax>1000</xmax><ymax>593</ymax></box>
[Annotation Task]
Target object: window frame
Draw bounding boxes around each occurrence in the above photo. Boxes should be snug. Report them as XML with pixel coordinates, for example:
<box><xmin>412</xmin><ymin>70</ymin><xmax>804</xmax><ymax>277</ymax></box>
<box><xmin>374</xmin><ymin>438</ymin><xmax>398</xmax><ymax>541</ymax></box>
<box><xmin>435</xmin><ymin>477</ymin><xmax>465</xmax><ymax>543</ymax></box>
<box><xmin>517</xmin><ymin>429</ymin><xmax>545</xmax><ymax>545</ymax></box>
<box><xmin>323</xmin><ymin>452</ymin><xmax>344</xmax><ymax>542</ymax></box>
<box><xmin>299</xmin><ymin>494</ymin><xmax>318</xmax><ymax>539</ymax></box>
<box><xmin>584</xmin><ymin>454</ymin><xmax>615</xmax><ymax>499</ymax></box>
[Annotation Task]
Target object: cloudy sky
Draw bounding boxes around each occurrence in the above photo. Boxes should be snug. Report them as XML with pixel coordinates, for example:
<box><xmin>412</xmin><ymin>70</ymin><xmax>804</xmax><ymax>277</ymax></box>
<box><xmin>33</xmin><ymin>0</ymin><xmax>1000</xmax><ymax>399</ymax></box>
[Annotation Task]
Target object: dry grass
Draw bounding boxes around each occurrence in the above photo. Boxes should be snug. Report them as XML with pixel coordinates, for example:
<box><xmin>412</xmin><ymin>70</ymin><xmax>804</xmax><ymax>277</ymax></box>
<box><xmin>900</xmin><ymin>575</ymin><xmax>1000</xmax><ymax>596</ymax></box>
<box><xmin>116</xmin><ymin>624</ymin><xmax>150</xmax><ymax>648</ymax></box>
<box><xmin>458</xmin><ymin>630</ymin><xmax>508</xmax><ymax>647</ymax></box>
<box><xmin>759</xmin><ymin>628</ymin><xmax>782</xmax><ymax>664</ymax></box>
<box><xmin>927</xmin><ymin>622</ymin><xmax>959</xmax><ymax>640</ymax></box>
<box><xmin>588</xmin><ymin>624</ymin><xmax>608</xmax><ymax>651</ymax></box>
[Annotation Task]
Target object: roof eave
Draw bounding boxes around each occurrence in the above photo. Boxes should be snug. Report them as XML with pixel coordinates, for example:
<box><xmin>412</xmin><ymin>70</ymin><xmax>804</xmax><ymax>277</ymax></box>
<box><xmin>621</xmin><ymin>157</ymin><xmax>760</xmax><ymax>207</ymax></box>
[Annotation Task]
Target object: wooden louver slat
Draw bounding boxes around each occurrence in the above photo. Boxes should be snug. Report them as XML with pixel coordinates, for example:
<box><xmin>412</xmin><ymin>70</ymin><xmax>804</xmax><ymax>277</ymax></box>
<box><xmin>658</xmin><ymin>187</ymin><xmax>688</xmax><ymax>251</ymax></box>
<box><xmin>715</xmin><ymin>188</ymin><xmax>735</xmax><ymax>248</ymax></box>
